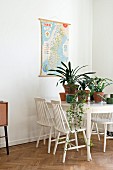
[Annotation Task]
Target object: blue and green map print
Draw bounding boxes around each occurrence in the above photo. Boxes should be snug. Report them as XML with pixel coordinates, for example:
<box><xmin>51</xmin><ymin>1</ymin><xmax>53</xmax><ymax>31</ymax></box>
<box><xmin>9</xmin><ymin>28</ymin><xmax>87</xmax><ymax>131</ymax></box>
<box><xmin>40</xmin><ymin>19</ymin><xmax>69</xmax><ymax>76</ymax></box>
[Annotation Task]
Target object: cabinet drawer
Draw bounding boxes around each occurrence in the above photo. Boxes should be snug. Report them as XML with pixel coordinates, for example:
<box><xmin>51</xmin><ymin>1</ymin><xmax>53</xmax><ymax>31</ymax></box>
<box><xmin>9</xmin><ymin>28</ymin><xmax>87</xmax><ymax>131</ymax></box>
<box><xmin>0</xmin><ymin>102</ymin><xmax>8</xmax><ymax>126</ymax></box>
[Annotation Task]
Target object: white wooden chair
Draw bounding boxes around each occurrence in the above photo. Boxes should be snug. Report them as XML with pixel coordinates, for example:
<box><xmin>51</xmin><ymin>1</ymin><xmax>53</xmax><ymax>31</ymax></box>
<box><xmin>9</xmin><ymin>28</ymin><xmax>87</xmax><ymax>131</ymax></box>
<box><xmin>34</xmin><ymin>97</ymin><xmax>55</xmax><ymax>153</ymax></box>
<box><xmin>91</xmin><ymin>113</ymin><xmax>113</xmax><ymax>152</ymax></box>
<box><xmin>51</xmin><ymin>100</ymin><xmax>87</xmax><ymax>163</ymax></box>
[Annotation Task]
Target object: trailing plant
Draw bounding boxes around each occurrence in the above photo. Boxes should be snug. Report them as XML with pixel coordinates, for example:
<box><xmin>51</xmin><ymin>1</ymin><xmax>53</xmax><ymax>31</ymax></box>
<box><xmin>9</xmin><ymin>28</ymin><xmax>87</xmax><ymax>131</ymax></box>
<box><xmin>66</xmin><ymin>91</ymin><xmax>94</xmax><ymax>148</ymax></box>
<box><xmin>66</xmin><ymin>90</ymin><xmax>87</xmax><ymax>131</ymax></box>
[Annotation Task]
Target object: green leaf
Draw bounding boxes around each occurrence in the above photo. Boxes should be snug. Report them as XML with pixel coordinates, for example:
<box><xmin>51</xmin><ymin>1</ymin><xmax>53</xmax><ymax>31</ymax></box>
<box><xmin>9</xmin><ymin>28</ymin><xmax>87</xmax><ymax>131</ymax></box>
<box><xmin>74</xmin><ymin>65</ymin><xmax>88</xmax><ymax>75</ymax></box>
<box><xmin>61</xmin><ymin>61</ymin><xmax>68</xmax><ymax>69</ymax></box>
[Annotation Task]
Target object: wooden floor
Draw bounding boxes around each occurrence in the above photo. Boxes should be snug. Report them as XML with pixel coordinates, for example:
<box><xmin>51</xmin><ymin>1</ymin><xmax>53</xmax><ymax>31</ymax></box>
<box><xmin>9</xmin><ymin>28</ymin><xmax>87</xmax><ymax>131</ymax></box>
<box><xmin>0</xmin><ymin>135</ymin><xmax>113</xmax><ymax>170</ymax></box>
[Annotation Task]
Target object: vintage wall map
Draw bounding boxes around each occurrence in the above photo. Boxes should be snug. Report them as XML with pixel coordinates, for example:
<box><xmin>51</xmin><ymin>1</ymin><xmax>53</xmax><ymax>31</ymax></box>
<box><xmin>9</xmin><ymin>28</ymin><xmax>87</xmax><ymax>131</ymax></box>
<box><xmin>39</xmin><ymin>18</ymin><xmax>70</xmax><ymax>76</ymax></box>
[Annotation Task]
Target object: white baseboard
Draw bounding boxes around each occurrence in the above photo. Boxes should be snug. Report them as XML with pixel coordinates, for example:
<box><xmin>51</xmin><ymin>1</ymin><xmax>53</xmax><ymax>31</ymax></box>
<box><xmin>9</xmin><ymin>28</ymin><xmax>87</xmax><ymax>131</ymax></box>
<box><xmin>0</xmin><ymin>133</ymin><xmax>54</xmax><ymax>148</ymax></box>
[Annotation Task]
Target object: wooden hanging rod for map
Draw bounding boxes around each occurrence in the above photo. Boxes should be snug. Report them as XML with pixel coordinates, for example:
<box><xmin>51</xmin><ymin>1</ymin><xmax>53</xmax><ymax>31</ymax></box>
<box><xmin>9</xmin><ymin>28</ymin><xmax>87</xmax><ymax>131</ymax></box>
<box><xmin>38</xmin><ymin>18</ymin><xmax>71</xmax><ymax>25</ymax></box>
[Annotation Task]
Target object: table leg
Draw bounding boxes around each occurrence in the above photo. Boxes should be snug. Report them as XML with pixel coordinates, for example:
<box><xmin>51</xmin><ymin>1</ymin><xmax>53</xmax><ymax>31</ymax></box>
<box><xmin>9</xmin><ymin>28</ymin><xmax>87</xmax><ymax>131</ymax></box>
<box><xmin>4</xmin><ymin>126</ymin><xmax>9</xmax><ymax>155</ymax></box>
<box><xmin>87</xmin><ymin>109</ymin><xmax>92</xmax><ymax>161</ymax></box>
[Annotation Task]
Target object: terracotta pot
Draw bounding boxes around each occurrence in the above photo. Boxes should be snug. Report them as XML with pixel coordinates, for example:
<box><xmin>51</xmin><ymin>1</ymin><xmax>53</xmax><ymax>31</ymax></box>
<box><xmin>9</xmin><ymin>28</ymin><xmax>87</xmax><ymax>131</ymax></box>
<box><xmin>78</xmin><ymin>90</ymin><xmax>90</xmax><ymax>102</ymax></box>
<box><xmin>59</xmin><ymin>92</ymin><xmax>66</xmax><ymax>101</ymax></box>
<box><xmin>93</xmin><ymin>92</ymin><xmax>104</xmax><ymax>103</ymax></box>
<box><xmin>63</xmin><ymin>84</ymin><xmax>78</xmax><ymax>94</ymax></box>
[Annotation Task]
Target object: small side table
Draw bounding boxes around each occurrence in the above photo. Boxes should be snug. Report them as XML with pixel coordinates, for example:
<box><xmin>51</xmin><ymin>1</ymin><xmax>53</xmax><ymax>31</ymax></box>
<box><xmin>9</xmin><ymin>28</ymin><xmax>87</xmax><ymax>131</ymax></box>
<box><xmin>0</xmin><ymin>102</ymin><xmax>9</xmax><ymax>155</ymax></box>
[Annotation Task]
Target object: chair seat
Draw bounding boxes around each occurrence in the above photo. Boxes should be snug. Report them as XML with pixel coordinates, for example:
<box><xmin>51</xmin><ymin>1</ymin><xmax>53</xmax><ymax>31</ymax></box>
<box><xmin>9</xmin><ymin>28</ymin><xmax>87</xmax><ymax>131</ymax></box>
<box><xmin>91</xmin><ymin>118</ymin><xmax>113</xmax><ymax>124</ymax></box>
<box><xmin>71</xmin><ymin>126</ymin><xmax>86</xmax><ymax>133</ymax></box>
<box><xmin>55</xmin><ymin>124</ymin><xmax>86</xmax><ymax>134</ymax></box>
<box><xmin>37</xmin><ymin>118</ymin><xmax>54</xmax><ymax>127</ymax></box>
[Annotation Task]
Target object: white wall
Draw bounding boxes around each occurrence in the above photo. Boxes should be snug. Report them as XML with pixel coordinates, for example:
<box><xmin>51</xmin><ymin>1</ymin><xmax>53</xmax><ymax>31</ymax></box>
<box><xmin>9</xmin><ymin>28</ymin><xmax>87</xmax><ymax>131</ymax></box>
<box><xmin>0</xmin><ymin>0</ymin><xmax>92</xmax><ymax>146</ymax></box>
<box><xmin>92</xmin><ymin>0</ymin><xmax>113</xmax><ymax>93</ymax></box>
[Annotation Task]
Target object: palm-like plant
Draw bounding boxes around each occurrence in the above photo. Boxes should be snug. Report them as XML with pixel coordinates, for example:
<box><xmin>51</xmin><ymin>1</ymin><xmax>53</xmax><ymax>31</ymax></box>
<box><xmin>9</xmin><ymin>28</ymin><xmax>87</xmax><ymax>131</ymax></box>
<box><xmin>48</xmin><ymin>61</ymin><xmax>95</xmax><ymax>86</ymax></box>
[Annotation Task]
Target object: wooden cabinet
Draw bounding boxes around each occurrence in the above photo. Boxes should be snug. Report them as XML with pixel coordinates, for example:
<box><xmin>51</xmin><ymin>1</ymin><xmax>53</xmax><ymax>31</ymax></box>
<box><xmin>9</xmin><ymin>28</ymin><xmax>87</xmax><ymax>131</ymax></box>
<box><xmin>0</xmin><ymin>102</ymin><xmax>8</xmax><ymax>126</ymax></box>
<box><xmin>0</xmin><ymin>101</ymin><xmax>9</xmax><ymax>155</ymax></box>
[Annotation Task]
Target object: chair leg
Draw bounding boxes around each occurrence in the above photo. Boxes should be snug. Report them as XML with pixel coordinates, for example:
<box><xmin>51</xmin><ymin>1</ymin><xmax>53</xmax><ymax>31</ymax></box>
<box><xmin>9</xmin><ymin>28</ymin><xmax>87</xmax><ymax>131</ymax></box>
<box><xmin>48</xmin><ymin>127</ymin><xmax>52</xmax><ymax>153</ymax></box>
<box><xmin>103</xmin><ymin>124</ymin><xmax>107</xmax><ymax>152</ymax></box>
<box><xmin>43</xmin><ymin>126</ymin><xmax>46</xmax><ymax>145</ymax></box>
<box><xmin>95</xmin><ymin>123</ymin><xmax>100</xmax><ymax>141</ymax></box>
<box><xmin>53</xmin><ymin>132</ymin><xmax>60</xmax><ymax>155</ymax></box>
<box><xmin>91</xmin><ymin>122</ymin><xmax>95</xmax><ymax>137</ymax></box>
<box><xmin>83</xmin><ymin>130</ymin><xmax>87</xmax><ymax>144</ymax></box>
<box><xmin>74</xmin><ymin>131</ymin><xmax>79</xmax><ymax>151</ymax></box>
<box><xmin>63</xmin><ymin>133</ymin><xmax>69</xmax><ymax>163</ymax></box>
<box><xmin>54</xmin><ymin>128</ymin><xmax>57</xmax><ymax>138</ymax></box>
<box><xmin>91</xmin><ymin>122</ymin><xmax>94</xmax><ymax>132</ymax></box>
<box><xmin>36</xmin><ymin>126</ymin><xmax>43</xmax><ymax>148</ymax></box>
<box><xmin>91</xmin><ymin>122</ymin><xmax>100</xmax><ymax>141</ymax></box>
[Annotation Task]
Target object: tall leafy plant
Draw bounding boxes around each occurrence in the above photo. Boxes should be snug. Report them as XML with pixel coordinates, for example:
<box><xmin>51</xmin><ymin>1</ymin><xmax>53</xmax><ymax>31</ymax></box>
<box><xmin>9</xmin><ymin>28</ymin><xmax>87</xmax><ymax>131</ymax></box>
<box><xmin>48</xmin><ymin>61</ymin><xmax>95</xmax><ymax>86</ymax></box>
<box><xmin>88</xmin><ymin>77</ymin><xmax>113</xmax><ymax>93</ymax></box>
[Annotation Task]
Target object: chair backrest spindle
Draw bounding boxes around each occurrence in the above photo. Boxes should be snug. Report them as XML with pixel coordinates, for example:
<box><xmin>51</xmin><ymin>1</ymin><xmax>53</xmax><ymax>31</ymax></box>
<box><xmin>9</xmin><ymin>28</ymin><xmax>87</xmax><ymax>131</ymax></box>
<box><xmin>34</xmin><ymin>97</ymin><xmax>53</xmax><ymax>127</ymax></box>
<box><xmin>51</xmin><ymin>100</ymin><xmax>70</xmax><ymax>133</ymax></box>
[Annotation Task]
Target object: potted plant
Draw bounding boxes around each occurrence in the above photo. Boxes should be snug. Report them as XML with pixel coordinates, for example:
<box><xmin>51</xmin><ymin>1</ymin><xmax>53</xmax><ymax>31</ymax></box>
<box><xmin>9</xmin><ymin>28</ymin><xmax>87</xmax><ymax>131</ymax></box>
<box><xmin>88</xmin><ymin>76</ymin><xmax>113</xmax><ymax>103</ymax></box>
<box><xmin>78</xmin><ymin>77</ymin><xmax>92</xmax><ymax>102</ymax></box>
<box><xmin>48</xmin><ymin>61</ymin><xmax>95</xmax><ymax>95</ymax></box>
<box><xmin>66</xmin><ymin>90</ymin><xmax>87</xmax><ymax>129</ymax></box>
